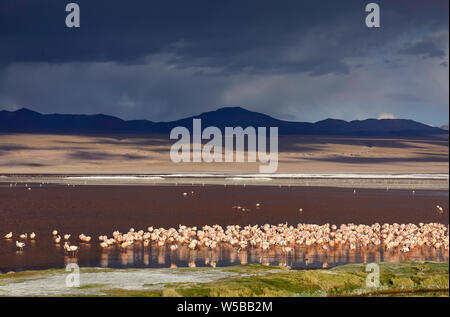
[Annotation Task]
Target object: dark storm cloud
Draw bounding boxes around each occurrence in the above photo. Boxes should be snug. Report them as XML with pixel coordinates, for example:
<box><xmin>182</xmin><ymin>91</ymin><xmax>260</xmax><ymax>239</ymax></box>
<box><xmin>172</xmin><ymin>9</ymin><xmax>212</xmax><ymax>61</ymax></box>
<box><xmin>400</xmin><ymin>39</ymin><xmax>447</xmax><ymax>59</ymax></box>
<box><xmin>1</xmin><ymin>0</ymin><xmax>334</xmax><ymax>66</ymax></box>
<box><xmin>1</xmin><ymin>0</ymin><xmax>356</xmax><ymax>75</ymax></box>
<box><xmin>0</xmin><ymin>0</ymin><xmax>448</xmax><ymax>125</ymax></box>
<box><xmin>1</xmin><ymin>0</ymin><xmax>447</xmax><ymax>73</ymax></box>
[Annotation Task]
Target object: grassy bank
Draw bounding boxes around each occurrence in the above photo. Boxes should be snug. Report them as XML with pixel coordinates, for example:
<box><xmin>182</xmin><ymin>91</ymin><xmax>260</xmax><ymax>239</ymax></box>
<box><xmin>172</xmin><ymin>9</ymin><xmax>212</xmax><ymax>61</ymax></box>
<box><xmin>0</xmin><ymin>261</ymin><xmax>448</xmax><ymax>297</ymax></box>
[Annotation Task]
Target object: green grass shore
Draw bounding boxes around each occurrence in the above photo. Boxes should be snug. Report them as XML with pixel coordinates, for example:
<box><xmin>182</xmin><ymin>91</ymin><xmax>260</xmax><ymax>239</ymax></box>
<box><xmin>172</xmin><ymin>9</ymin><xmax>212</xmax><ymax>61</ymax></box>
<box><xmin>1</xmin><ymin>261</ymin><xmax>448</xmax><ymax>297</ymax></box>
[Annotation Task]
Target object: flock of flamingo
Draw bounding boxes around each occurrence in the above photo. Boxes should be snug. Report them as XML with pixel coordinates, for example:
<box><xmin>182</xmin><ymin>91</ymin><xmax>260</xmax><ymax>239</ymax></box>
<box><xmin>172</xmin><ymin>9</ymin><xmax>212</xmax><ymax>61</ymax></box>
<box><xmin>2</xmin><ymin>188</ymin><xmax>448</xmax><ymax>267</ymax></box>
<box><xmin>3</xmin><ymin>221</ymin><xmax>448</xmax><ymax>262</ymax></box>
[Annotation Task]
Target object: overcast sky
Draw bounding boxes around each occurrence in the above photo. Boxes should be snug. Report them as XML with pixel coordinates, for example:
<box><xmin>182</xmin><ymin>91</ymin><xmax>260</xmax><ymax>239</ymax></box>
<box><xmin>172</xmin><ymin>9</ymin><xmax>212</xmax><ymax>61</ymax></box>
<box><xmin>0</xmin><ymin>0</ymin><xmax>448</xmax><ymax>126</ymax></box>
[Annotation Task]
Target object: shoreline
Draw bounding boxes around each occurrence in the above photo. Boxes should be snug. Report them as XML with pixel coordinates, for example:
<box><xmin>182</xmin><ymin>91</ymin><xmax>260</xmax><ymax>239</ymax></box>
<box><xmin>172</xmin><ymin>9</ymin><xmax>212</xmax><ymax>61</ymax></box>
<box><xmin>0</xmin><ymin>262</ymin><xmax>448</xmax><ymax>297</ymax></box>
<box><xmin>1</xmin><ymin>173</ymin><xmax>449</xmax><ymax>190</ymax></box>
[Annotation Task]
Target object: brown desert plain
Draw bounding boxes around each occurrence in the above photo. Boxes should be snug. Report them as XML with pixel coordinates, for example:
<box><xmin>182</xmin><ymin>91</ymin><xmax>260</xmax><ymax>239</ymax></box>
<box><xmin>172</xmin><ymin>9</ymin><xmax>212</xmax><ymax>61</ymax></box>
<box><xmin>0</xmin><ymin>133</ymin><xmax>448</xmax><ymax>174</ymax></box>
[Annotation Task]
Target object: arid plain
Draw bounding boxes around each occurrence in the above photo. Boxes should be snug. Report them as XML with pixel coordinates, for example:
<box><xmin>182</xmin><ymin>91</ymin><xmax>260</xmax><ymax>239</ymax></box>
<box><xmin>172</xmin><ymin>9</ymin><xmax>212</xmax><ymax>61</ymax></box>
<box><xmin>0</xmin><ymin>133</ymin><xmax>448</xmax><ymax>174</ymax></box>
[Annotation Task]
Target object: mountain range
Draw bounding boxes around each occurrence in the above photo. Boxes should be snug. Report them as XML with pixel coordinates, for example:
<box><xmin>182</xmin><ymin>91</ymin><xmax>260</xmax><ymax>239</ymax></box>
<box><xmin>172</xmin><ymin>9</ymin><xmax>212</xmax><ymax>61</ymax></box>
<box><xmin>0</xmin><ymin>107</ymin><xmax>447</xmax><ymax>136</ymax></box>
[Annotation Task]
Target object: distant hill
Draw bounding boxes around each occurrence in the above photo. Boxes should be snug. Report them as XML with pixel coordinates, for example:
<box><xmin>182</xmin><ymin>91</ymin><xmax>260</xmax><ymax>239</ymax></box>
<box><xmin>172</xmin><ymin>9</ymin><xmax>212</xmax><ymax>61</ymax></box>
<box><xmin>0</xmin><ymin>107</ymin><xmax>447</xmax><ymax>137</ymax></box>
<box><xmin>440</xmin><ymin>125</ymin><xmax>449</xmax><ymax>131</ymax></box>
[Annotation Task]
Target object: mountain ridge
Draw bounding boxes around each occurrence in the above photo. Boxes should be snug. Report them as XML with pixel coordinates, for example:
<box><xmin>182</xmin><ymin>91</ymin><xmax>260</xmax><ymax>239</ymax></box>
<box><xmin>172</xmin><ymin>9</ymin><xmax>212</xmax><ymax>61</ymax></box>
<box><xmin>0</xmin><ymin>106</ymin><xmax>446</xmax><ymax>136</ymax></box>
